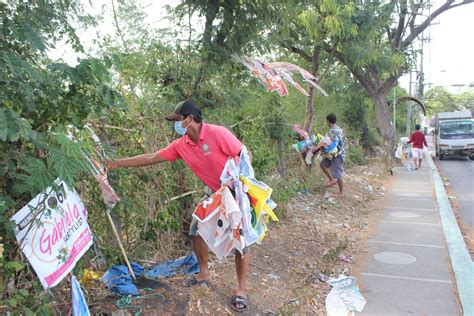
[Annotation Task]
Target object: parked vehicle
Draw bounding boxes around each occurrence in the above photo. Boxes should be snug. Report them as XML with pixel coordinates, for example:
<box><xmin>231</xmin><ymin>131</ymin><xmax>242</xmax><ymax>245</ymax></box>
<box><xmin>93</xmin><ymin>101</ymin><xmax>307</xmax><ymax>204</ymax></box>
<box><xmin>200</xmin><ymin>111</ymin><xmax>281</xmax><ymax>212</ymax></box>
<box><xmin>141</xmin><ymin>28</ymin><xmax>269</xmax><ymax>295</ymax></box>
<box><xmin>431</xmin><ymin>110</ymin><xmax>474</xmax><ymax>160</ymax></box>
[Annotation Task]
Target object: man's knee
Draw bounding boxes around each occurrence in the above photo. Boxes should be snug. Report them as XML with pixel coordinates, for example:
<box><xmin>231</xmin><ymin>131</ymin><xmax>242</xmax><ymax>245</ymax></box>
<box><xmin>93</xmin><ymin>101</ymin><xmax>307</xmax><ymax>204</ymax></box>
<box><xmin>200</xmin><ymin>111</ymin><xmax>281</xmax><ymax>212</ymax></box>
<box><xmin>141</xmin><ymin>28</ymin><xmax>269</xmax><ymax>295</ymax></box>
<box><xmin>234</xmin><ymin>246</ymin><xmax>250</xmax><ymax>258</ymax></box>
<box><xmin>189</xmin><ymin>217</ymin><xmax>199</xmax><ymax>236</ymax></box>
<box><xmin>320</xmin><ymin>158</ymin><xmax>330</xmax><ymax>169</ymax></box>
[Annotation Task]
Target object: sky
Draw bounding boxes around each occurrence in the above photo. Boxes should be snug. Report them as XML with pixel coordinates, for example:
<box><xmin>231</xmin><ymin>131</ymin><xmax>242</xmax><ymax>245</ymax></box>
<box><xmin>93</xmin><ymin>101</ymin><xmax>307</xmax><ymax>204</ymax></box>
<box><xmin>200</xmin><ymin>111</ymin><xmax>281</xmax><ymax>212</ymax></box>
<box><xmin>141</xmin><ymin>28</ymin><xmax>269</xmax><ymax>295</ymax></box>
<box><xmin>400</xmin><ymin>1</ymin><xmax>474</xmax><ymax>93</ymax></box>
<box><xmin>48</xmin><ymin>0</ymin><xmax>175</xmax><ymax>64</ymax></box>
<box><xmin>49</xmin><ymin>0</ymin><xmax>474</xmax><ymax>94</ymax></box>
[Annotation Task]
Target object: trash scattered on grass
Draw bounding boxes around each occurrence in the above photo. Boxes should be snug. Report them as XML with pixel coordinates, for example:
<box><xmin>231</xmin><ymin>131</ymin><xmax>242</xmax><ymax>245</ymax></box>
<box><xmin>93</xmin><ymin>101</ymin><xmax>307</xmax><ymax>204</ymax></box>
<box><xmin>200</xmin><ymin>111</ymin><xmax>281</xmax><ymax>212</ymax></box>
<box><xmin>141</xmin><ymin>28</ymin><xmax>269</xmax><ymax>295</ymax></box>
<box><xmin>102</xmin><ymin>262</ymin><xmax>144</xmax><ymax>295</ymax></box>
<box><xmin>317</xmin><ymin>272</ymin><xmax>328</xmax><ymax>283</ymax></box>
<box><xmin>324</xmin><ymin>274</ymin><xmax>366</xmax><ymax>316</ymax></box>
<box><xmin>268</xmin><ymin>273</ymin><xmax>281</xmax><ymax>280</ymax></box>
<box><xmin>72</xmin><ymin>275</ymin><xmax>90</xmax><ymax>316</ymax></box>
<box><xmin>80</xmin><ymin>269</ymin><xmax>103</xmax><ymax>284</ymax></box>
<box><xmin>102</xmin><ymin>254</ymin><xmax>199</xmax><ymax>295</ymax></box>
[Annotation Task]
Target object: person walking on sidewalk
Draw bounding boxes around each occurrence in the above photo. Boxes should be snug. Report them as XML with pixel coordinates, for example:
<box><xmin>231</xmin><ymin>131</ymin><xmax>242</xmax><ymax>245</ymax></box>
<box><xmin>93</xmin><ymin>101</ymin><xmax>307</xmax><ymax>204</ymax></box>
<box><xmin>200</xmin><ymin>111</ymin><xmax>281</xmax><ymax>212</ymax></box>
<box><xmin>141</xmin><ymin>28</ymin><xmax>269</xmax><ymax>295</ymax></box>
<box><xmin>408</xmin><ymin>124</ymin><xmax>428</xmax><ymax>170</ymax></box>
<box><xmin>107</xmin><ymin>100</ymin><xmax>250</xmax><ymax>312</ymax></box>
<box><xmin>312</xmin><ymin>113</ymin><xmax>346</xmax><ymax>196</ymax></box>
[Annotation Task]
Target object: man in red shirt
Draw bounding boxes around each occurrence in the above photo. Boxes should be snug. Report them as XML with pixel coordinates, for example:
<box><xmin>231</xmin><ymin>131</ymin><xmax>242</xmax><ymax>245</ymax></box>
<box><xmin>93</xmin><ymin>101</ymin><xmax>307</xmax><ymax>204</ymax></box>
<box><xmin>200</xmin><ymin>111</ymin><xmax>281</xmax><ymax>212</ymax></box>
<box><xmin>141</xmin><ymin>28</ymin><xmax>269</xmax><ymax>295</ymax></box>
<box><xmin>408</xmin><ymin>124</ymin><xmax>428</xmax><ymax>170</ymax></box>
<box><xmin>108</xmin><ymin>100</ymin><xmax>249</xmax><ymax>312</ymax></box>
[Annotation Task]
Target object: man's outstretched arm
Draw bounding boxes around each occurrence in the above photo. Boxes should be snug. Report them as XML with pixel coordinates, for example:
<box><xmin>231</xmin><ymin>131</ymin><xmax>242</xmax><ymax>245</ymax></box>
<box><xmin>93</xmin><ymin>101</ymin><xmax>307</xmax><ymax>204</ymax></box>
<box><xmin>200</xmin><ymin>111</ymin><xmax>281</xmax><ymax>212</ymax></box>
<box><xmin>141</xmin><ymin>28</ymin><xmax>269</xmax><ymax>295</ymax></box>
<box><xmin>108</xmin><ymin>151</ymin><xmax>167</xmax><ymax>170</ymax></box>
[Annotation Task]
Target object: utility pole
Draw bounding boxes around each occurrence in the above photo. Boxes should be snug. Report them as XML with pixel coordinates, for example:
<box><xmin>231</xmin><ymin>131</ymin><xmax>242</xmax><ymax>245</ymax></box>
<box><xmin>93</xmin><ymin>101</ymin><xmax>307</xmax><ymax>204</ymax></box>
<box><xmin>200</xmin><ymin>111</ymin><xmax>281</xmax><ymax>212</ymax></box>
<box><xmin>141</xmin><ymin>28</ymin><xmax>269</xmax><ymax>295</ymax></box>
<box><xmin>406</xmin><ymin>70</ymin><xmax>412</xmax><ymax>136</ymax></box>
<box><xmin>417</xmin><ymin>34</ymin><xmax>425</xmax><ymax>98</ymax></box>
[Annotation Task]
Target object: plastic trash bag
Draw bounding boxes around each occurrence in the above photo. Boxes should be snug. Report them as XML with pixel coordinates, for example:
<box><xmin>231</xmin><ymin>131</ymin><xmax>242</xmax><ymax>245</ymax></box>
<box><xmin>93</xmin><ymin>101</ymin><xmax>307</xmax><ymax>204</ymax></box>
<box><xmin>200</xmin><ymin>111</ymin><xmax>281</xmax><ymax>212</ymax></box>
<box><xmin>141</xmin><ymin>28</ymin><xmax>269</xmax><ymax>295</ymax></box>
<box><xmin>395</xmin><ymin>144</ymin><xmax>403</xmax><ymax>158</ymax></box>
<box><xmin>325</xmin><ymin>275</ymin><xmax>366</xmax><ymax>316</ymax></box>
<box><xmin>72</xmin><ymin>275</ymin><xmax>91</xmax><ymax>316</ymax></box>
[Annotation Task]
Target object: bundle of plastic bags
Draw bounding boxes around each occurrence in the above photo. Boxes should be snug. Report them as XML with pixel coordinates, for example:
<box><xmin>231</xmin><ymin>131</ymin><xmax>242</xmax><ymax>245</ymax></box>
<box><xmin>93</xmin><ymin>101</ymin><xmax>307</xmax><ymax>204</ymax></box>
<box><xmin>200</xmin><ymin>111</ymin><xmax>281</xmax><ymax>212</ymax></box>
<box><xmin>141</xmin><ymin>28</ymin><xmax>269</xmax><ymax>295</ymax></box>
<box><xmin>193</xmin><ymin>147</ymin><xmax>278</xmax><ymax>259</ymax></box>
<box><xmin>395</xmin><ymin>137</ymin><xmax>414</xmax><ymax>171</ymax></box>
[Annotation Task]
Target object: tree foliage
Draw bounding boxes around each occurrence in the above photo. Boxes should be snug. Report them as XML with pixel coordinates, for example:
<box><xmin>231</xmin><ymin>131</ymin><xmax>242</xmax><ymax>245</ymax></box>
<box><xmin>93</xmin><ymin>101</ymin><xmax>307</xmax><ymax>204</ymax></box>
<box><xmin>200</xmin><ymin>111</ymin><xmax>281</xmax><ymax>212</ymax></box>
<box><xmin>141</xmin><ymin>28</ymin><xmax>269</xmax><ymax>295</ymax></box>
<box><xmin>424</xmin><ymin>87</ymin><xmax>474</xmax><ymax>115</ymax></box>
<box><xmin>296</xmin><ymin>0</ymin><xmax>473</xmax><ymax>157</ymax></box>
<box><xmin>0</xmin><ymin>1</ymin><xmax>123</xmax><ymax>311</ymax></box>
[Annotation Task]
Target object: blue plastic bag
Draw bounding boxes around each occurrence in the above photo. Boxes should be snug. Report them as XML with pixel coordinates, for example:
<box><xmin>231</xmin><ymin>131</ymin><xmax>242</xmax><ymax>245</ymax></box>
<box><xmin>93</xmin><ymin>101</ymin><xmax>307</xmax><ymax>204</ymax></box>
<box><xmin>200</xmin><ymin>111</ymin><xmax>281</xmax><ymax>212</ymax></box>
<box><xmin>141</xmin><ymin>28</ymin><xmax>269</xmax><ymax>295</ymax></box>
<box><xmin>71</xmin><ymin>275</ymin><xmax>90</xmax><ymax>316</ymax></box>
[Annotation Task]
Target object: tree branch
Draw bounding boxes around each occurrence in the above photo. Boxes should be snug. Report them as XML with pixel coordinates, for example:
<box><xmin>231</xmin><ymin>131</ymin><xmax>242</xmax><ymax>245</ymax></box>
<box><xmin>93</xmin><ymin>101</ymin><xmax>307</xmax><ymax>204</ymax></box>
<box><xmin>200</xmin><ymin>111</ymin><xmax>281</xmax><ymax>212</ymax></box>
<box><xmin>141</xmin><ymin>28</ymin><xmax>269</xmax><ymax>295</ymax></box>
<box><xmin>190</xmin><ymin>0</ymin><xmax>221</xmax><ymax>97</ymax></box>
<box><xmin>392</xmin><ymin>0</ymin><xmax>407</xmax><ymax>47</ymax></box>
<box><xmin>111</xmin><ymin>0</ymin><xmax>128</xmax><ymax>51</ymax></box>
<box><xmin>401</xmin><ymin>0</ymin><xmax>474</xmax><ymax>48</ymax></box>
<box><xmin>303</xmin><ymin>45</ymin><xmax>321</xmax><ymax>133</ymax></box>
<box><xmin>215</xmin><ymin>0</ymin><xmax>234</xmax><ymax>47</ymax></box>
<box><xmin>202</xmin><ymin>0</ymin><xmax>221</xmax><ymax>53</ymax></box>
<box><xmin>368</xmin><ymin>64</ymin><xmax>381</xmax><ymax>84</ymax></box>
<box><xmin>322</xmin><ymin>42</ymin><xmax>377</xmax><ymax>94</ymax></box>
<box><xmin>381</xmin><ymin>72</ymin><xmax>400</xmax><ymax>92</ymax></box>
<box><xmin>317</xmin><ymin>42</ymin><xmax>337</xmax><ymax>82</ymax></box>
<box><xmin>283</xmin><ymin>44</ymin><xmax>312</xmax><ymax>62</ymax></box>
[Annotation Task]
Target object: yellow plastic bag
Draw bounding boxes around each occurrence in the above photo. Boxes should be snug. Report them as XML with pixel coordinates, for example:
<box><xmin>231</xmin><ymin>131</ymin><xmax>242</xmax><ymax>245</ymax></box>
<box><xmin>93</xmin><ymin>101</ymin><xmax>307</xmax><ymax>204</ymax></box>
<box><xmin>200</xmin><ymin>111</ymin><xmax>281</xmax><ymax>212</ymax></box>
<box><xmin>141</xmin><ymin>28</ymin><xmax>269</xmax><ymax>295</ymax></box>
<box><xmin>240</xmin><ymin>176</ymin><xmax>278</xmax><ymax>223</ymax></box>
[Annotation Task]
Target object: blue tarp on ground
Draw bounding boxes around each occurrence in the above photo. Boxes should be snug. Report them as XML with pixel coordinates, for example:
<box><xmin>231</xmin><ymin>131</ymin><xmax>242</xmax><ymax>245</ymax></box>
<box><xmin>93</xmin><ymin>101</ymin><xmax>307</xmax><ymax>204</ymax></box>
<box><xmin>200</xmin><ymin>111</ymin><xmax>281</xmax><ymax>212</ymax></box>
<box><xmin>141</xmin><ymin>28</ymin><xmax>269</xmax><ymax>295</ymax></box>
<box><xmin>102</xmin><ymin>261</ymin><xmax>144</xmax><ymax>295</ymax></box>
<box><xmin>144</xmin><ymin>254</ymin><xmax>199</xmax><ymax>279</ymax></box>
<box><xmin>102</xmin><ymin>254</ymin><xmax>199</xmax><ymax>296</ymax></box>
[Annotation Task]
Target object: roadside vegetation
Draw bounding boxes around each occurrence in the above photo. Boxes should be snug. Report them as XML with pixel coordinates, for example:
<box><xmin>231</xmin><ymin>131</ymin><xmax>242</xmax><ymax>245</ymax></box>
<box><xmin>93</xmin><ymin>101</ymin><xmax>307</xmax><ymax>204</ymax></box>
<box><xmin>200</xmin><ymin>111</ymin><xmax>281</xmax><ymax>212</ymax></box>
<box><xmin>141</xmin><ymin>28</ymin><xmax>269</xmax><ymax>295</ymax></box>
<box><xmin>1</xmin><ymin>0</ymin><xmax>472</xmax><ymax>313</ymax></box>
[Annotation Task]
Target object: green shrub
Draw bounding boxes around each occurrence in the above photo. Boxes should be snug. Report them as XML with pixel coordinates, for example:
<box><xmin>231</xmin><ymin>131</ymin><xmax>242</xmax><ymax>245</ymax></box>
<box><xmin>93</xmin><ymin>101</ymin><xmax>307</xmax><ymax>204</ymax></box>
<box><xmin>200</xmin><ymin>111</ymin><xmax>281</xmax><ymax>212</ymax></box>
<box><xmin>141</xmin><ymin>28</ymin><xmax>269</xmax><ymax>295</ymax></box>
<box><xmin>347</xmin><ymin>144</ymin><xmax>365</xmax><ymax>165</ymax></box>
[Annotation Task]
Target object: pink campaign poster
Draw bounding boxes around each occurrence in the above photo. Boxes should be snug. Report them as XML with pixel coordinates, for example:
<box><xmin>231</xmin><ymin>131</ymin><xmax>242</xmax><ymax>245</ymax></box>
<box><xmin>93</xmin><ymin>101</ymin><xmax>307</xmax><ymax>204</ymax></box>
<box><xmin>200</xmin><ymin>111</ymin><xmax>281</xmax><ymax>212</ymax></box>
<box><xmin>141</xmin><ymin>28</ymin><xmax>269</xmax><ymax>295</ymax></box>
<box><xmin>10</xmin><ymin>179</ymin><xmax>93</xmax><ymax>289</ymax></box>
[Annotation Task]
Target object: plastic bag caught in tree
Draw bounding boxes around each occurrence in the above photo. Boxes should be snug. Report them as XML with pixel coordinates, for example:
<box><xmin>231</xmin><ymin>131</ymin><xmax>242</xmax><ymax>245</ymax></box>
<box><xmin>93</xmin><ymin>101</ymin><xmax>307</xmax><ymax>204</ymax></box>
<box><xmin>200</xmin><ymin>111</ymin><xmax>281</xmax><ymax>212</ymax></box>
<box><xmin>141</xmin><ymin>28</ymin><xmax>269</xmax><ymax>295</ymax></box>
<box><xmin>83</xmin><ymin>126</ymin><xmax>120</xmax><ymax>209</ymax></box>
<box><xmin>89</xmin><ymin>159</ymin><xmax>120</xmax><ymax>208</ymax></box>
<box><xmin>233</xmin><ymin>55</ymin><xmax>328</xmax><ymax>97</ymax></box>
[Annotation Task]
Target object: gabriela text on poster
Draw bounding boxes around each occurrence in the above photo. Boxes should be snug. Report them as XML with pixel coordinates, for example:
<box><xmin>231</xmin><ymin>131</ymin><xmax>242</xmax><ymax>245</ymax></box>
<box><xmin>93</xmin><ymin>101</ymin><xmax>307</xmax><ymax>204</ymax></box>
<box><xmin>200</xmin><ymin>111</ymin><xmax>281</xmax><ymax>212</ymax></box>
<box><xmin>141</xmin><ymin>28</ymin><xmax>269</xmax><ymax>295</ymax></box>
<box><xmin>10</xmin><ymin>179</ymin><xmax>93</xmax><ymax>289</ymax></box>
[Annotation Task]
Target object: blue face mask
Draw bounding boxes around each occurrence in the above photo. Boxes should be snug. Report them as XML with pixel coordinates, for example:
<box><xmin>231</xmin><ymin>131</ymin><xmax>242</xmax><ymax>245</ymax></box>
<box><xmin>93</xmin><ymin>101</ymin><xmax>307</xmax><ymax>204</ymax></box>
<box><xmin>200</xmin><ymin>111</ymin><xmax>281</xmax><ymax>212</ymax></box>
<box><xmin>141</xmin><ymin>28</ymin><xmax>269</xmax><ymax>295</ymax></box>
<box><xmin>174</xmin><ymin>120</ymin><xmax>187</xmax><ymax>136</ymax></box>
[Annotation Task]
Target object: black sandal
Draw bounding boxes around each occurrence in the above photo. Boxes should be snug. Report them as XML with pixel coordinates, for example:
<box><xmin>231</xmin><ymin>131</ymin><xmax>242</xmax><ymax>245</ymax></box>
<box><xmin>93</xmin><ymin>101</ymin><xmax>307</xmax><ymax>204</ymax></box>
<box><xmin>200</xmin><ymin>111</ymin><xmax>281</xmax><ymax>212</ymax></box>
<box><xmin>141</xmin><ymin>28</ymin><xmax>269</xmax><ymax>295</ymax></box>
<box><xmin>231</xmin><ymin>295</ymin><xmax>248</xmax><ymax>312</ymax></box>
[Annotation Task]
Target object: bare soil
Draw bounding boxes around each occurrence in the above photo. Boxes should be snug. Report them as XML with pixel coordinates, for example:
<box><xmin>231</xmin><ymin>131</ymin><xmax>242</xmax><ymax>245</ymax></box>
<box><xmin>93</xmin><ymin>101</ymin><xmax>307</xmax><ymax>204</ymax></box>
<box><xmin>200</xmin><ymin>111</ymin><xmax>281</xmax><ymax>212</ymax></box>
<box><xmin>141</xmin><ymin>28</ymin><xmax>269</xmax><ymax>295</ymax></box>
<box><xmin>84</xmin><ymin>157</ymin><xmax>392</xmax><ymax>315</ymax></box>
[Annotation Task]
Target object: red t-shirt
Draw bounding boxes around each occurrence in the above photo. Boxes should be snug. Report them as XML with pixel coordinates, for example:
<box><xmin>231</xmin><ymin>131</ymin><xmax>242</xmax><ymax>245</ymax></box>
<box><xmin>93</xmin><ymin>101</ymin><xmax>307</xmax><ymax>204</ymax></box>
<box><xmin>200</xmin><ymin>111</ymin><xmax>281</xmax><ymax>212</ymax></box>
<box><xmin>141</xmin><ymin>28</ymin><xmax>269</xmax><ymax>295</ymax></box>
<box><xmin>158</xmin><ymin>123</ymin><xmax>243</xmax><ymax>192</ymax></box>
<box><xmin>408</xmin><ymin>131</ymin><xmax>428</xmax><ymax>149</ymax></box>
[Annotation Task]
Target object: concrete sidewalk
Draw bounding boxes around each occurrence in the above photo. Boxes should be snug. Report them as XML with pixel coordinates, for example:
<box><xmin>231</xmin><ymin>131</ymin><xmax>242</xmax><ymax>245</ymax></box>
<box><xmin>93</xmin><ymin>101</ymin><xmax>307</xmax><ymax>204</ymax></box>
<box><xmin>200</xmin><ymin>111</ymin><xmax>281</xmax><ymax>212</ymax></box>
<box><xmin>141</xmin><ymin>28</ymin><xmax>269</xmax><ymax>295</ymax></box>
<box><xmin>359</xmin><ymin>164</ymin><xmax>460</xmax><ymax>315</ymax></box>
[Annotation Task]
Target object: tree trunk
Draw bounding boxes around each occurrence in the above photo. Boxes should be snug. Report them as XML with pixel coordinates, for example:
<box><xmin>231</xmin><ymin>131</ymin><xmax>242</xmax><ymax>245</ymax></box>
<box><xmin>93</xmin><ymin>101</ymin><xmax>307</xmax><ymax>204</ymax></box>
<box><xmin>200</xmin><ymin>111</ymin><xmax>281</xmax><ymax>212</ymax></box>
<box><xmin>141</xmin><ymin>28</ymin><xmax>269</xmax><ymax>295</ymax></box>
<box><xmin>303</xmin><ymin>87</ymin><xmax>315</xmax><ymax>133</ymax></box>
<box><xmin>372</xmin><ymin>90</ymin><xmax>397</xmax><ymax>162</ymax></box>
<box><xmin>303</xmin><ymin>46</ymin><xmax>320</xmax><ymax>134</ymax></box>
<box><xmin>277</xmin><ymin>138</ymin><xmax>286</xmax><ymax>179</ymax></box>
<box><xmin>189</xmin><ymin>0</ymin><xmax>220</xmax><ymax>97</ymax></box>
<box><xmin>361</xmin><ymin>124</ymin><xmax>371</xmax><ymax>152</ymax></box>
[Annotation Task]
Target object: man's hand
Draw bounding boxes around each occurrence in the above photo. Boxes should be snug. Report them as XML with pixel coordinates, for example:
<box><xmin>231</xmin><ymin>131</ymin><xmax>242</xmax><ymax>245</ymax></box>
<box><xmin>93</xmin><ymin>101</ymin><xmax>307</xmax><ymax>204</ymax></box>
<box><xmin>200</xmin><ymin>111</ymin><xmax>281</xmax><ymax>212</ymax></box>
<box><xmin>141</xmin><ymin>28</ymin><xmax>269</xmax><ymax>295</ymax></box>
<box><xmin>311</xmin><ymin>145</ymin><xmax>322</xmax><ymax>154</ymax></box>
<box><xmin>106</xmin><ymin>160</ymin><xmax>119</xmax><ymax>170</ymax></box>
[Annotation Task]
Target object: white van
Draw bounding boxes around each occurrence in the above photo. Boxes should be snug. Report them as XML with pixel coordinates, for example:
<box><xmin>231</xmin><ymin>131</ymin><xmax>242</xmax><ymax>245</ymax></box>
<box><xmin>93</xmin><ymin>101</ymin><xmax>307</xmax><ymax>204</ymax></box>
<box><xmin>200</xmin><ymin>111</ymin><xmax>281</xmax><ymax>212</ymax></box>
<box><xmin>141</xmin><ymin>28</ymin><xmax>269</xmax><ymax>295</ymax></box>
<box><xmin>433</xmin><ymin>111</ymin><xmax>474</xmax><ymax>160</ymax></box>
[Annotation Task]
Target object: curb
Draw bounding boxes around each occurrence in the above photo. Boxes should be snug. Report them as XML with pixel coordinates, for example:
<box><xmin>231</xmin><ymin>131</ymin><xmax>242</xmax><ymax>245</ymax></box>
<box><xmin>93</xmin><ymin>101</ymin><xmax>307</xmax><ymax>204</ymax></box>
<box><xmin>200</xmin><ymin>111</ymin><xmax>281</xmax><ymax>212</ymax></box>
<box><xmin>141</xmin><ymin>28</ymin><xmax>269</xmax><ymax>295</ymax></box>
<box><xmin>427</xmin><ymin>154</ymin><xmax>474</xmax><ymax>315</ymax></box>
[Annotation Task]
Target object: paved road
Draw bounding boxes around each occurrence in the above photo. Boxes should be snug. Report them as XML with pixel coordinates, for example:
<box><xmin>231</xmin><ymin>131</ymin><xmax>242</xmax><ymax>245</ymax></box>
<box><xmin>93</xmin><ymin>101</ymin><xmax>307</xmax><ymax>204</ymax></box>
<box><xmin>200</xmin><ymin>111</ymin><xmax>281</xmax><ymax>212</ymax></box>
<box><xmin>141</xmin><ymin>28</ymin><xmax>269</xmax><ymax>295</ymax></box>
<box><xmin>360</xmin><ymin>165</ymin><xmax>459</xmax><ymax>314</ymax></box>
<box><xmin>427</xmin><ymin>135</ymin><xmax>474</xmax><ymax>228</ymax></box>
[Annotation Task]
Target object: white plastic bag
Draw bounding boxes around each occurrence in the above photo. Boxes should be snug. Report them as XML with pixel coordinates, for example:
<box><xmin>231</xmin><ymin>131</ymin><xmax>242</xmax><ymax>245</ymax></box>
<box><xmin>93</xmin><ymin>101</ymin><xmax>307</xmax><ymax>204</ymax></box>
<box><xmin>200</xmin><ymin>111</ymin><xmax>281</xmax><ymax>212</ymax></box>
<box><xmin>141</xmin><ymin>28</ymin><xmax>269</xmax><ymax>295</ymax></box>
<box><xmin>395</xmin><ymin>144</ymin><xmax>403</xmax><ymax>159</ymax></box>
